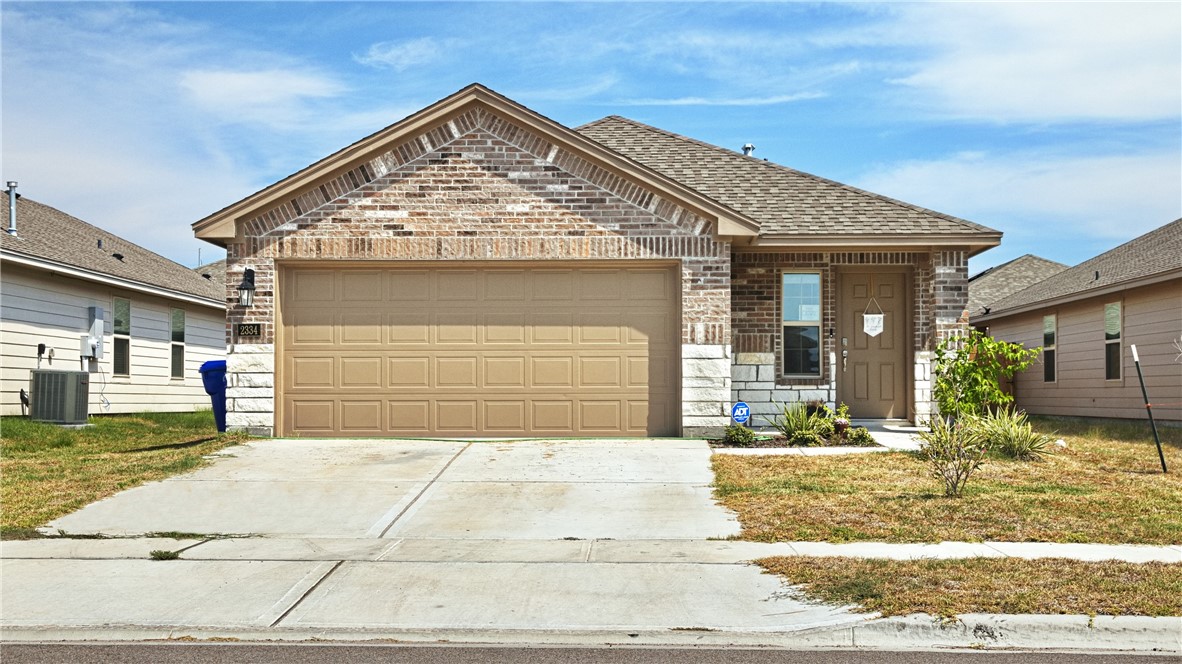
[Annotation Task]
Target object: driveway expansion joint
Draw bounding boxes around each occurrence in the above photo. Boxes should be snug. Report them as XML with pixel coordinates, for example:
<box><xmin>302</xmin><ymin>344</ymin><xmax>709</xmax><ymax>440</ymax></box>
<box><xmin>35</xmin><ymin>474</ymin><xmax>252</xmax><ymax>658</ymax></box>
<box><xmin>376</xmin><ymin>442</ymin><xmax>472</xmax><ymax>538</ymax></box>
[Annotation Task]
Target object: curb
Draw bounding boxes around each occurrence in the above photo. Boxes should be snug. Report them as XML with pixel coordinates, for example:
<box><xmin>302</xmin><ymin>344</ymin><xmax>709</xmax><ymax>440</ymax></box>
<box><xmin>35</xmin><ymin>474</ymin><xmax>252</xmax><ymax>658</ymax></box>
<box><xmin>2</xmin><ymin>614</ymin><xmax>1179</xmax><ymax>653</ymax></box>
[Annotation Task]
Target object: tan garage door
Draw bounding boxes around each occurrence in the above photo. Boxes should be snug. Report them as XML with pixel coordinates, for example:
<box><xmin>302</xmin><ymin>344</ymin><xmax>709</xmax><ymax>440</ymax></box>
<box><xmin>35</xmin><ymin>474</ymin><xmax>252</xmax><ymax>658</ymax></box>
<box><xmin>278</xmin><ymin>264</ymin><xmax>679</xmax><ymax>437</ymax></box>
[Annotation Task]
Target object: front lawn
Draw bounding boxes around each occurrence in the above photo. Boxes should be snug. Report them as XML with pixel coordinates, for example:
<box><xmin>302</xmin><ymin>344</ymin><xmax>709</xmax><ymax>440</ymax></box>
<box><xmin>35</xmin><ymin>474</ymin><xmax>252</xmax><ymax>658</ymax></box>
<box><xmin>0</xmin><ymin>411</ymin><xmax>249</xmax><ymax>538</ymax></box>
<box><xmin>758</xmin><ymin>556</ymin><xmax>1182</xmax><ymax>617</ymax></box>
<box><xmin>713</xmin><ymin>417</ymin><xmax>1182</xmax><ymax>544</ymax></box>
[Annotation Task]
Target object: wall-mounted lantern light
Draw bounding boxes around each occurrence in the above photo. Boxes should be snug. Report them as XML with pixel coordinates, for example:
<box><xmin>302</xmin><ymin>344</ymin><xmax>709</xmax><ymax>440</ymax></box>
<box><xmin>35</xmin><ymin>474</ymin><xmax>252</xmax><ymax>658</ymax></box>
<box><xmin>237</xmin><ymin>268</ymin><xmax>256</xmax><ymax>307</ymax></box>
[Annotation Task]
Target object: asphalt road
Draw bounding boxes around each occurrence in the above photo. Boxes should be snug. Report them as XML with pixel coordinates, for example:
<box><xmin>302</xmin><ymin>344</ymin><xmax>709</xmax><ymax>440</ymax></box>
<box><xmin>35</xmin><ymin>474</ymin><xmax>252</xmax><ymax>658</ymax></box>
<box><xmin>0</xmin><ymin>643</ymin><xmax>1169</xmax><ymax>664</ymax></box>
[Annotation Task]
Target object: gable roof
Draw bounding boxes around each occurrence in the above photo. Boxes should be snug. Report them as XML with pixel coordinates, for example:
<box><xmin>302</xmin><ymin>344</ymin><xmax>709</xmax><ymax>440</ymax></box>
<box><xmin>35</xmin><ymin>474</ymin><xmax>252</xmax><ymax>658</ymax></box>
<box><xmin>1</xmin><ymin>192</ymin><xmax>224</xmax><ymax>307</ymax></box>
<box><xmin>195</xmin><ymin>258</ymin><xmax>227</xmax><ymax>293</ymax></box>
<box><xmin>192</xmin><ymin>83</ymin><xmax>760</xmax><ymax>244</ymax></box>
<box><xmin>576</xmin><ymin>116</ymin><xmax>1002</xmax><ymax>253</ymax></box>
<box><xmin>967</xmin><ymin>254</ymin><xmax>1068</xmax><ymax>316</ymax></box>
<box><xmin>974</xmin><ymin>218</ymin><xmax>1182</xmax><ymax>323</ymax></box>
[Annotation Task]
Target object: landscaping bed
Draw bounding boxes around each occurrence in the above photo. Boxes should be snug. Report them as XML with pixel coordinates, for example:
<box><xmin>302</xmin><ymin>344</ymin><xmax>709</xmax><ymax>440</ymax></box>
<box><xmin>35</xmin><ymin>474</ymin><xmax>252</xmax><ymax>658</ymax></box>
<box><xmin>0</xmin><ymin>411</ymin><xmax>249</xmax><ymax>538</ymax></box>
<box><xmin>710</xmin><ymin>402</ymin><xmax>880</xmax><ymax>448</ymax></box>
<box><xmin>712</xmin><ymin>416</ymin><xmax>1182</xmax><ymax>545</ymax></box>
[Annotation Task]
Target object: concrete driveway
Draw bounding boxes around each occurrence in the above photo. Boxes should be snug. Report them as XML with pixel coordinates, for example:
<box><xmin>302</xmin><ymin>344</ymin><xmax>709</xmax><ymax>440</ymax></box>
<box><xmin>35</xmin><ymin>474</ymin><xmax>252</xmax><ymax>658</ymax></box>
<box><xmin>3</xmin><ymin>438</ymin><xmax>863</xmax><ymax>643</ymax></box>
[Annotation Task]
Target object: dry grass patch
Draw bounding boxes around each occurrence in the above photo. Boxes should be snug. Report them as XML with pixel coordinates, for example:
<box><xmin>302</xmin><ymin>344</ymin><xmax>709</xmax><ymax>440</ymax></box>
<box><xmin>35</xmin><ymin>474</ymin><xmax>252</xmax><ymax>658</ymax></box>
<box><xmin>758</xmin><ymin>556</ymin><xmax>1182</xmax><ymax>617</ymax></box>
<box><xmin>713</xmin><ymin>417</ymin><xmax>1182</xmax><ymax>544</ymax></box>
<box><xmin>1</xmin><ymin>412</ymin><xmax>249</xmax><ymax>536</ymax></box>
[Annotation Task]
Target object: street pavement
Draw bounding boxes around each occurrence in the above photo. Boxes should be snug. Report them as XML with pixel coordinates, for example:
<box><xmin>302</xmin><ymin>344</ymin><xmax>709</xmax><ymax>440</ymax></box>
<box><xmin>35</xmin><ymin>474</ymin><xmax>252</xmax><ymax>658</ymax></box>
<box><xmin>1</xmin><ymin>438</ymin><xmax>1178</xmax><ymax>653</ymax></box>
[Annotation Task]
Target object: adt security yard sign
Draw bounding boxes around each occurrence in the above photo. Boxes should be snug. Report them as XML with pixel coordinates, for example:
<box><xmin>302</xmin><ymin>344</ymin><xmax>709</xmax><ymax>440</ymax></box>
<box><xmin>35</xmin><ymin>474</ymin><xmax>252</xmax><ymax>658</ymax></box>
<box><xmin>731</xmin><ymin>402</ymin><xmax>751</xmax><ymax>425</ymax></box>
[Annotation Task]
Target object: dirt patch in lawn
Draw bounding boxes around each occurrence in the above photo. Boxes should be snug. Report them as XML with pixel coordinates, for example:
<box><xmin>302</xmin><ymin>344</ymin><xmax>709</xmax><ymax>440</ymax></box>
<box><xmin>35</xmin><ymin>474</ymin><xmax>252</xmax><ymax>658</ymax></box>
<box><xmin>713</xmin><ymin>417</ymin><xmax>1182</xmax><ymax>544</ymax></box>
<box><xmin>759</xmin><ymin>556</ymin><xmax>1182</xmax><ymax>617</ymax></box>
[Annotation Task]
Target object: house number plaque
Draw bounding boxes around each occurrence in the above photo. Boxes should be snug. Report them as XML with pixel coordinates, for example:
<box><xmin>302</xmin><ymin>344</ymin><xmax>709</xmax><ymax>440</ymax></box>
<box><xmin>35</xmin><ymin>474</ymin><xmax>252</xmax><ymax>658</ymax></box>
<box><xmin>236</xmin><ymin>323</ymin><xmax>262</xmax><ymax>337</ymax></box>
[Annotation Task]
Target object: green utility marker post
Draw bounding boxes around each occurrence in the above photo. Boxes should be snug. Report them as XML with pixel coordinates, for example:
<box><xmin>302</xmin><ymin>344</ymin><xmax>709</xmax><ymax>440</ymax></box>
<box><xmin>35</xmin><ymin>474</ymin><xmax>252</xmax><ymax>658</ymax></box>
<box><xmin>1131</xmin><ymin>344</ymin><xmax>1168</xmax><ymax>473</ymax></box>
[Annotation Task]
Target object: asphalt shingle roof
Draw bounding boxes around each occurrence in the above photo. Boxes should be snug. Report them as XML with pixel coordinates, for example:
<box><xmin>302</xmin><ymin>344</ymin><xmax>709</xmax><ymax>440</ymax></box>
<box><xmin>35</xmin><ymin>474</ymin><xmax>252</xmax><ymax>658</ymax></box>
<box><xmin>986</xmin><ymin>219</ymin><xmax>1182</xmax><ymax>315</ymax></box>
<box><xmin>967</xmin><ymin>254</ymin><xmax>1068</xmax><ymax>316</ymax></box>
<box><xmin>1</xmin><ymin>192</ymin><xmax>224</xmax><ymax>303</ymax></box>
<box><xmin>576</xmin><ymin>116</ymin><xmax>1000</xmax><ymax>238</ymax></box>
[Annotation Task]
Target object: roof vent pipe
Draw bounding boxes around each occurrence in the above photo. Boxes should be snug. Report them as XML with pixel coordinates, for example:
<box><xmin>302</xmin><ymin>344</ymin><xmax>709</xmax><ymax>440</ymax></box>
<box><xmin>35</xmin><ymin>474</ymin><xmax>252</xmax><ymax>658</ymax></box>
<box><xmin>6</xmin><ymin>181</ymin><xmax>17</xmax><ymax>236</ymax></box>
<box><xmin>742</xmin><ymin>143</ymin><xmax>755</xmax><ymax>156</ymax></box>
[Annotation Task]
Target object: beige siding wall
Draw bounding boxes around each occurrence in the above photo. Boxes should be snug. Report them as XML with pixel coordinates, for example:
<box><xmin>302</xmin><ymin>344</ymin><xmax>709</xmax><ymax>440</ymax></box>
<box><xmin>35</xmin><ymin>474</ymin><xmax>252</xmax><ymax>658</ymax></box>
<box><xmin>0</xmin><ymin>263</ymin><xmax>225</xmax><ymax>416</ymax></box>
<box><xmin>988</xmin><ymin>279</ymin><xmax>1182</xmax><ymax>422</ymax></box>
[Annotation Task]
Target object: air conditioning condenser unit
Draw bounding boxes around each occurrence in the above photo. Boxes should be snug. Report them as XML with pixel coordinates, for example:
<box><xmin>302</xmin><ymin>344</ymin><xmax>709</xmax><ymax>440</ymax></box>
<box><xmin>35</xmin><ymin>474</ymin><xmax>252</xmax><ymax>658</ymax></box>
<box><xmin>29</xmin><ymin>370</ymin><xmax>90</xmax><ymax>425</ymax></box>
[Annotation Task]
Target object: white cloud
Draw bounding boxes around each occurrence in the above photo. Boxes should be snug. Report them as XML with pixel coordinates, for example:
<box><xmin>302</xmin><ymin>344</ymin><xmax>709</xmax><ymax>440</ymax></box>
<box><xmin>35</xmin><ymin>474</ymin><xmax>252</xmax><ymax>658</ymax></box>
<box><xmin>884</xmin><ymin>3</ymin><xmax>1181</xmax><ymax>122</ymax></box>
<box><xmin>179</xmin><ymin>69</ymin><xmax>346</xmax><ymax>127</ymax></box>
<box><xmin>355</xmin><ymin>37</ymin><xmax>451</xmax><ymax>71</ymax></box>
<box><xmin>619</xmin><ymin>92</ymin><xmax>826</xmax><ymax>107</ymax></box>
<box><xmin>857</xmin><ymin>150</ymin><xmax>1182</xmax><ymax>263</ymax></box>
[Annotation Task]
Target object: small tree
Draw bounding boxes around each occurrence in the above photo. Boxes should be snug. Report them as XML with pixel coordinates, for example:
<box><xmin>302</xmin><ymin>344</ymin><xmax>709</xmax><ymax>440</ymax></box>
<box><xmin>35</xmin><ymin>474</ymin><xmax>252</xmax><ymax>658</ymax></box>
<box><xmin>932</xmin><ymin>330</ymin><xmax>1040</xmax><ymax>420</ymax></box>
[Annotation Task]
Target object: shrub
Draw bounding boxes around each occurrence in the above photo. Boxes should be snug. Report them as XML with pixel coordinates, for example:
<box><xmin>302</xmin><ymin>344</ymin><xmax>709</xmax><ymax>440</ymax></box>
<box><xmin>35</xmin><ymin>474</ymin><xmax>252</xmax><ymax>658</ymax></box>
<box><xmin>845</xmin><ymin>426</ymin><xmax>877</xmax><ymax>447</ymax></box>
<box><xmin>933</xmin><ymin>330</ymin><xmax>1040</xmax><ymax>420</ymax></box>
<box><xmin>722</xmin><ymin>424</ymin><xmax>757</xmax><ymax>447</ymax></box>
<box><xmin>788</xmin><ymin>431</ymin><xmax>824</xmax><ymax>447</ymax></box>
<box><xmin>970</xmin><ymin>409</ymin><xmax>1054</xmax><ymax>461</ymax></box>
<box><xmin>918</xmin><ymin>417</ymin><xmax>989</xmax><ymax>497</ymax></box>
<box><xmin>766</xmin><ymin>402</ymin><xmax>826</xmax><ymax>439</ymax></box>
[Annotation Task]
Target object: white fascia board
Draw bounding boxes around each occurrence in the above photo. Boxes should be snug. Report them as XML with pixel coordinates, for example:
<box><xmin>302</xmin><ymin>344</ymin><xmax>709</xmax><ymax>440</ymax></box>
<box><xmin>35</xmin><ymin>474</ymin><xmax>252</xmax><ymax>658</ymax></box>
<box><xmin>1</xmin><ymin>251</ymin><xmax>226</xmax><ymax>311</ymax></box>
<box><xmin>973</xmin><ymin>268</ymin><xmax>1182</xmax><ymax>324</ymax></box>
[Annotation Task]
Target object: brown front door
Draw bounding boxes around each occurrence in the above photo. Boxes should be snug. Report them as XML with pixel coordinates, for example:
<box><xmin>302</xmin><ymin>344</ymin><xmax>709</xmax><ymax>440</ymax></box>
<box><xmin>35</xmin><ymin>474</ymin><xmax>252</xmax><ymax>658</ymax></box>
<box><xmin>838</xmin><ymin>270</ymin><xmax>909</xmax><ymax>419</ymax></box>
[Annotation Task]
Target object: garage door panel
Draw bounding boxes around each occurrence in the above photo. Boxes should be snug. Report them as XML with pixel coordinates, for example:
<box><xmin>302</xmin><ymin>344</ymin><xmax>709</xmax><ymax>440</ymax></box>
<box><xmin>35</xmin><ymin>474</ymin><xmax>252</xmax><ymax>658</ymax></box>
<box><xmin>389</xmin><ymin>401</ymin><xmax>430</xmax><ymax>433</ymax></box>
<box><xmin>388</xmin><ymin>357</ymin><xmax>430</xmax><ymax>388</ymax></box>
<box><xmin>532</xmin><ymin>401</ymin><xmax>574</xmax><ymax>432</ymax></box>
<box><xmin>484</xmin><ymin>313</ymin><xmax>526</xmax><ymax>344</ymax></box>
<box><xmin>290</xmin><ymin>357</ymin><xmax>334</xmax><ymax>389</ymax></box>
<box><xmin>484</xmin><ymin>357</ymin><xmax>526</xmax><ymax>388</ymax></box>
<box><xmin>579</xmin><ymin>356</ymin><xmax>622</xmax><ymax>388</ymax></box>
<box><xmin>436</xmin><ymin>312</ymin><xmax>479</xmax><ymax>344</ymax></box>
<box><xmin>437</xmin><ymin>271</ymin><xmax>478</xmax><ymax>301</ymax></box>
<box><xmin>290</xmin><ymin>310</ymin><xmax>335</xmax><ymax>345</ymax></box>
<box><xmin>340</xmin><ymin>401</ymin><xmax>383</xmax><ymax>433</ymax></box>
<box><xmin>281</xmin><ymin>264</ymin><xmax>678</xmax><ymax>437</ymax></box>
<box><xmin>341</xmin><ymin>271</ymin><xmax>384</xmax><ymax>301</ymax></box>
<box><xmin>389</xmin><ymin>312</ymin><xmax>430</xmax><ymax>344</ymax></box>
<box><xmin>532</xmin><ymin>313</ymin><xmax>574</xmax><ymax>345</ymax></box>
<box><xmin>579</xmin><ymin>400</ymin><xmax>622</xmax><ymax>432</ymax></box>
<box><xmin>292</xmin><ymin>271</ymin><xmax>336</xmax><ymax>302</ymax></box>
<box><xmin>340</xmin><ymin>312</ymin><xmax>384</xmax><ymax>344</ymax></box>
<box><xmin>291</xmin><ymin>400</ymin><xmax>334</xmax><ymax>432</ymax></box>
<box><xmin>437</xmin><ymin>357</ymin><xmax>478</xmax><ymax>388</ymax></box>
<box><xmin>340</xmin><ymin>357</ymin><xmax>382</xmax><ymax>388</ymax></box>
<box><xmin>532</xmin><ymin>356</ymin><xmax>574</xmax><ymax>388</ymax></box>
<box><xmin>484</xmin><ymin>400</ymin><xmax>526</xmax><ymax>432</ymax></box>
<box><xmin>576</xmin><ymin>313</ymin><xmax>621</xmax><ymax>344</ymax></box>
<box><xmin>387</xmin><ymin>271</ymin><xmax>430</xmax><ymax>301</ymax></box>
<box><xmin>485</xmin><ymin>270</ymin><xmax>526</xmax><ymax>300</ymax></box>
<box><xmin>436</xmin><ymin>401</ymin><xmax>478</xmax><ymax>432</ymax></box>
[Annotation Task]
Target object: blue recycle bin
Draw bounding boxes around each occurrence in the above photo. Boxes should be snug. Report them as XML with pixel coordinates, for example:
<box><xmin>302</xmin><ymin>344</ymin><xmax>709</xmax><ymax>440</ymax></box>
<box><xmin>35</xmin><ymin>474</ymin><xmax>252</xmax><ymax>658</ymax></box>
<box><xmin>199</xmin><ymin>360</ymin><xmax>228</xmax><ymax>432</ymax></box>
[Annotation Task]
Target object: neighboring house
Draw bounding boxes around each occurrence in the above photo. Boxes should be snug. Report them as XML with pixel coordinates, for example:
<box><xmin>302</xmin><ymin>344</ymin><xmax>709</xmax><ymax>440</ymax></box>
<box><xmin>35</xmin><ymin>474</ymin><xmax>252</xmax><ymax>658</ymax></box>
<box><xmin>192</xmin><ymin>84</ymin><xmax>1001</xmax><ymax>437</ymax></box>
<box><xmin>973</xmin><ymin>219</ymin><xmax>1182</xmax><ymax>424</ymax></box>
<box><xmin>967</xmin><ymin>254</ymin><xmax>1067</xmax><ymax>321</ymax></box>
<box><xmin>1</xmin><ymin>190</ymin><xmax>226</xmax><ymax>416</ymax></box>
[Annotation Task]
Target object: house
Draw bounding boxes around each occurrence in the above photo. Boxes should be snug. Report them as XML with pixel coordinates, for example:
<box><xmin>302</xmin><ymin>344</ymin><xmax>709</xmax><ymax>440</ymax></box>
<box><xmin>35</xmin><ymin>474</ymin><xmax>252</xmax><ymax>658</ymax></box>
<box><xmin>973</xmin><ymin>219</ymin><xmax>1182</xmax><ymax>423</ymax></box>
<box><xmin>967</xmin><ymin>254</ymin><xmax>1067</xmax><ymax>321</ymax></box>
<box><xmin>1</xmin><ymin>189</ymin><xmax>226</xmax><ymax>416</ymax></box>
<box><xmin>192</xmin><ymin>84</ymin><xmax>1001</xmax><ymax>438</ymax></box>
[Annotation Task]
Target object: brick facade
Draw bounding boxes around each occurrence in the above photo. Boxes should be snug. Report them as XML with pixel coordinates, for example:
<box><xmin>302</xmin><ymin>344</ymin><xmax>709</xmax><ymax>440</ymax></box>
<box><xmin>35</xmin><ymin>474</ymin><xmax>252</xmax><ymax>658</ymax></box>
<box><xmin>224</xmin><ymin>106</ymin><xmax>733</xmax><ymax>436</ymax></box>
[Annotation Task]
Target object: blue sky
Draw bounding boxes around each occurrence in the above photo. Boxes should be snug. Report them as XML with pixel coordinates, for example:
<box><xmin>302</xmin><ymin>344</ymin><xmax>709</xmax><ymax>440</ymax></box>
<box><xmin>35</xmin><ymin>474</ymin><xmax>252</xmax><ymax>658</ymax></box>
<box><xmin>2</xmin><ymin>2</ymin><xmax>1179</xmax><ymax>274</ymax></box>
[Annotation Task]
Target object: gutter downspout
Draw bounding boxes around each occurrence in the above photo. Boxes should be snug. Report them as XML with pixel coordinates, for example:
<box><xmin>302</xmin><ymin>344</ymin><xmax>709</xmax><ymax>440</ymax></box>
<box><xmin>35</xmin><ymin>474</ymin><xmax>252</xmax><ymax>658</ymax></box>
<box><xmin>6</xmin><ymin>181</ymin><xmax>17</xmax><ymax>236</ymax></box>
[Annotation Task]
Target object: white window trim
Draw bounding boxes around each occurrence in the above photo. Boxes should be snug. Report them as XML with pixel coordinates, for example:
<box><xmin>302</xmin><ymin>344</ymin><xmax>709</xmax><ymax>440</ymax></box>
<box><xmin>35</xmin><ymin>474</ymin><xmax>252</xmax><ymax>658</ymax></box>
<box><xmin>170</xmin><ymin>308</ymin><xmax>186</xmax><ymax>380</ymax></box>
<box><xmin>781</xmin><ymin>270</ymin><xmax>823</xmax><ymax>379</ymax></box>
<box><xmin>1042</xmin><ymin>314</ymin><xmax>1057</xmax><ymax>384</ymax></box>
<box><xmin>113</xmin><ymin>297</ymin><xmax>131</xmax><ymax>378</ymax></box>
<box><xmin>1104</xmin><ymin>301</ymin><xmax>1122</xmax><ymax>382</ymax></box>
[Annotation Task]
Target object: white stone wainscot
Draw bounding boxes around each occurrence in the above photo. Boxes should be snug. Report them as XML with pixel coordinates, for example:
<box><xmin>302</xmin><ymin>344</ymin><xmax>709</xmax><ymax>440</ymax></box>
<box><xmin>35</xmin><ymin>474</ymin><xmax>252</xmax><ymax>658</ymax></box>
<box><xmin>227</xmin><ymin>343</ymin><xmax>275</xmax><ymax>436</ymax></box>
<box><xmin>731</xmin><ymin>350</ymin><xmax>836</xmax><ymax>432</ymax></box>
<box><xmin>681</xmin><ymin>343</ymin><xmax>731</xmax><ymax>437</ymax></box>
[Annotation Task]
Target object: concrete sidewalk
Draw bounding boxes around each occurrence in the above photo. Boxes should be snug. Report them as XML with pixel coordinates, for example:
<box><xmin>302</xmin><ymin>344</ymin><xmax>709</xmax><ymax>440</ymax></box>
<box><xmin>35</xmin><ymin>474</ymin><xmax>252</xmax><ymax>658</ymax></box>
<box><xmin>2</xmin><ymin>438</ymin><xmax>1178</xmax><ymax>652</ymax></box>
